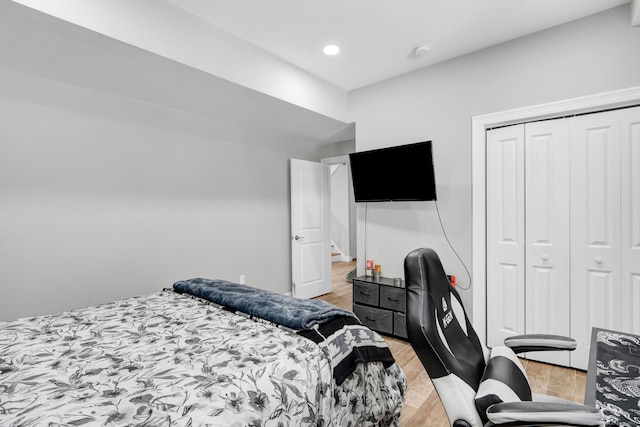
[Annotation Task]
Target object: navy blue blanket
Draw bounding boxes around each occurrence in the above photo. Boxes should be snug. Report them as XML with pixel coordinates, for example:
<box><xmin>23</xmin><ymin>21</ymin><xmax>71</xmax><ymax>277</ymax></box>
<box><xmin>173</xmin><ymin>278</ymin><xmax>395</xmax><ymax>385</ymax></box>
<box><xmin>173</xmin><ymin>278</ymin><xmax>357</xmax><ymax>330</ymax></box>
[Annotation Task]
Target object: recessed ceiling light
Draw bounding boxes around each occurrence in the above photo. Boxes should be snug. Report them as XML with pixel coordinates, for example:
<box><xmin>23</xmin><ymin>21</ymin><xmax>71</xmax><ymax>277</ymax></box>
<box><xmin>323</xmin><ymin>45</ymin><xmax>340</xmax><ymax>56</ymax></box>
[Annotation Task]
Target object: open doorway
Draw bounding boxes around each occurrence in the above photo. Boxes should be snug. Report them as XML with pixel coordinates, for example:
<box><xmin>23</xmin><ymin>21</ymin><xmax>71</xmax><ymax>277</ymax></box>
<box><xmin>322</xmin><ymin>155</ymin><xmax>357</xmax><ymax>283</ymax></box>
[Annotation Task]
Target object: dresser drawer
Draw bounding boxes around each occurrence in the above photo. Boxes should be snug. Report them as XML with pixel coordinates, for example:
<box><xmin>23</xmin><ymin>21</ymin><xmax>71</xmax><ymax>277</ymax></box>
<box><xmin>393</xmin><ymin>312</ymin><xmax>408</xmax><ymax>339</ymax></box>
<box><xmin>379</xmin><ymin>286</ymin><xmax>406</xmax><ymax>312</ymax></box>
<box><xmin>353</xmin><ymin>281</ymin><xmax>379</xmax><ymax>306</ymax></box>
<box><xmin>353</xmin><ymin>304</ymin><xmax>393</xmax><ymax>335</ymax></box>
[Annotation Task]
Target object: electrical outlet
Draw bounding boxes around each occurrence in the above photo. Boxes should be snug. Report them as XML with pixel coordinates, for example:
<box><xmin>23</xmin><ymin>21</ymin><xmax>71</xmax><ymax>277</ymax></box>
<box><xmin>239</xmin><ymin>275</ymin><xmax>245</xmax><ymax>284</ymax></box>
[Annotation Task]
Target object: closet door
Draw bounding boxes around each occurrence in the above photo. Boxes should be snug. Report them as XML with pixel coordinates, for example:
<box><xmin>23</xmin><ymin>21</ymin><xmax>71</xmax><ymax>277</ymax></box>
<box><xmin>486</xmin><ymin>125</ymin><xmax>525</xmax><ymax>347</ymax></box>
<box><xmin>524</xmin><ymin>119</ymin><xmax>571</xmax><ymax>366</ymax></box>
<box><xmin>621</xmin><ymin>106</ymin><xmax>640</xmax><ymax>335</ymax></box>
<box><xmin>570</xmin><ymin>110</ymin><xmax>622</xmax><ymax>370</ymax></box>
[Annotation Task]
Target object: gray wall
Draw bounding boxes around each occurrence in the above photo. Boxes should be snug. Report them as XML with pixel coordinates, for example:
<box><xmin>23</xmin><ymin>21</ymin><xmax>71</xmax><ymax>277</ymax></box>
<box><xmin>2</xmin><ymin>4</ymin><xmax>639</xmax><ymax>322</ymax></box>
<box><xmin>0</xmin><ymin>70</ymin><xmax>324</xmax><ymax>321</ymax></box>
<box><xmin>318</xmin><ymin>139</ymin><xmax>356</xmax><ymax>159</ymax></box>
<box><xmin>349</xmin><ymin>5</ymin><xmax>640</xmax><ymax>310</ymax></box>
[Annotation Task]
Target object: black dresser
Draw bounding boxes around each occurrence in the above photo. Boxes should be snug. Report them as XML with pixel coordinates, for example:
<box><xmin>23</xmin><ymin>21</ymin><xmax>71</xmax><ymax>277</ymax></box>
<box><xmin>352</xmin><ymin>275</ymin><xmax>407</xmax><ymax>340</ymax></box>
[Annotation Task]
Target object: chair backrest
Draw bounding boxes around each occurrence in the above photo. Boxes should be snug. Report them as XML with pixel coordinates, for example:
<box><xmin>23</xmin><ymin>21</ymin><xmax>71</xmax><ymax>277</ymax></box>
<box><xmin>404</xmin><ymin>248</ymin><xmax>489</xmax><ymax>427</ymax></box>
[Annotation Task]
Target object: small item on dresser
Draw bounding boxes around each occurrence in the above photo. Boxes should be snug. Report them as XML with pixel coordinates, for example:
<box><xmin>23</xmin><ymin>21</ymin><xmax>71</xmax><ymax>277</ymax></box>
<box><xmin>366</xmin><ymin>259</ymin><xmax>374</xmax><ymax>276</ymax></box>
<box><xmin>393</xmin><ymin>277</ymin><xmax>402</xmax><ymax>286</ymax></box>
<box><xmin>373</xmin><ymin>264</ymin><xmax>381</xmax><ymax>280</ymax></box>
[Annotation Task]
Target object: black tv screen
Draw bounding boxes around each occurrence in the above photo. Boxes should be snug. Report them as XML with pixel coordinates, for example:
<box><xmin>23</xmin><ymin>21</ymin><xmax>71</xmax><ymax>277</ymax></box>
<box><xmin>349</xmin><ymin>141</ymin><xmax>437</xmax><ymax>202</ymax></box>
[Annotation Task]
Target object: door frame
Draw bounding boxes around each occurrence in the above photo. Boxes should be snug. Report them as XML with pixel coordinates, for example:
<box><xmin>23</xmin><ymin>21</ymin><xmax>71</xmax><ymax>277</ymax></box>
<box><xmin>472</xmin><ymin>85</ymin><xmax>640</xmax><ymax>345</ymax></box>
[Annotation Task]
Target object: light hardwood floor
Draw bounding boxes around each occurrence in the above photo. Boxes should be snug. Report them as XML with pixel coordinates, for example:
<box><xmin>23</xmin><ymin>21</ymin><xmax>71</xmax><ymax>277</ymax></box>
<box><xmin>318</xmin><ymin>261</ymin><xmax>587</xmax><ymax>426</ymax></box>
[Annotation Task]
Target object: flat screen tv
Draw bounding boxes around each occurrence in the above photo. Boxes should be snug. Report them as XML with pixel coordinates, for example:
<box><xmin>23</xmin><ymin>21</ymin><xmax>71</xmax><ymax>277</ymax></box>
<box><xmin>349</xmin><ymin>141</ymin><xmax>437</xmax><ymax>202</ymax></box>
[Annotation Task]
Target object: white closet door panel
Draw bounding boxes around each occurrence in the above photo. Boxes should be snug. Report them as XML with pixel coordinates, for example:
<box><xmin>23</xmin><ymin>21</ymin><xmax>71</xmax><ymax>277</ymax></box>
<box><xmin>487</xmin><ymin>125</ymin><xmax>525</xmax><ymax>347</ymax></box>
<box><xmin>570</xmin><ymin>111</ymin><xmax>622</xmax><ymax>370</ymax></box>
<box><xmin>621</xmin><ymin>106</ymin><xmax>640</xmax><ymax>335</ymax></box>
<box><xmin>524</xmin><ymin>119</ymin><xmax>571</xmax><ymax>366</ymax></box>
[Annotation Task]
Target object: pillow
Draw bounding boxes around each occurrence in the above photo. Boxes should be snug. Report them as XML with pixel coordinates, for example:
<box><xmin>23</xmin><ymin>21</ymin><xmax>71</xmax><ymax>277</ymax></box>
<box><xmin>474</xmin><ymin>346</ymin><xmax>532</xmax><ymax>424</ymax></box>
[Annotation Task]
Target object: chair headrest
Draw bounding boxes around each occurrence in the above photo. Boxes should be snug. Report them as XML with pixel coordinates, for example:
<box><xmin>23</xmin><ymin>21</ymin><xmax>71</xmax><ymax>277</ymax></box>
<box><xmin>404</xmin><ymin>248</ymin><xmax>486</xmax><ymax>389</ymax></box>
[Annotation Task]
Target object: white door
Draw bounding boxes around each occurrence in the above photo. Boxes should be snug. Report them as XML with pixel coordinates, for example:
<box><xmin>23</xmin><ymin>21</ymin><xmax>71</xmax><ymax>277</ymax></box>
<box><xmin>620</xmin><ymin>106</ymin><xmax>640</xmax><ymax>335</ymax></box>
<box><xmin>524</xmin><ymin>119</ymin><xmax>571</xmax><ymax>366</ymax></box>
<box><xmin>486</xmin><ymin>124</ymin><xmax>526</xmax><ymax>347</ymax></box>
<box><xmin>290</xmin><ymin>159</ymin><xmax>331</xmax><ymax>299</ymax></box>
<box><xmin>486</xmin><ymin>107</ymin><xmax>640</xmax><ymax>369</ymax></box>
<box><xmin>570</xmin><ymin>110</ymin><xmax>622</xmax><ymax>370</ymax></box>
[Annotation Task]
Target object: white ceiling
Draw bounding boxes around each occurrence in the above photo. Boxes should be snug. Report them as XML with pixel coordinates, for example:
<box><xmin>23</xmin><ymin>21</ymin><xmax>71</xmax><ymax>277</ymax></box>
<box><xmin>167</xmin><ymin>0</ymin><xmax>630</xmax><ymax>91</ymax></box>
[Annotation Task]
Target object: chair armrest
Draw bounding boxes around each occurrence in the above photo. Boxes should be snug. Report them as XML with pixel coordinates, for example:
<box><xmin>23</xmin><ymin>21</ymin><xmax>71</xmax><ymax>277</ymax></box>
<box><xmin>503</xmin><ymin>334</ymin><xmax>576</xmax><ymax>354</ymax></box>
<box><xmin>486</xmin><ymin>401</ymin><xmax>601</xmax><ymax>426</ymax></box>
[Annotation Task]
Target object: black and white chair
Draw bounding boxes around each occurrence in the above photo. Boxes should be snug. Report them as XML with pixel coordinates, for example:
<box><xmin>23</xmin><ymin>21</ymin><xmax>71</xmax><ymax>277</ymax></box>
<box><xmin>404</xmin><ymin>248</ymin><xmax>602</xmax><ymax>427</ymax></box>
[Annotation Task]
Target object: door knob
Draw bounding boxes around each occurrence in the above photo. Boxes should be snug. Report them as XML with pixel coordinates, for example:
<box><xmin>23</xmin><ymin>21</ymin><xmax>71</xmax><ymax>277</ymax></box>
<box><xmin>293</xmin><ymin>235</ymin><xmax>304</xmax><ymax>241</ymax></box>
<box><xmin>595</xmin><ymin>257</ymin><xmax>603</xmax><ymax>264</ymax></box>
<box><xmin>541</xmin><ymin>254</ymin><xmax>549</xmax><ymax>261</ymax></box>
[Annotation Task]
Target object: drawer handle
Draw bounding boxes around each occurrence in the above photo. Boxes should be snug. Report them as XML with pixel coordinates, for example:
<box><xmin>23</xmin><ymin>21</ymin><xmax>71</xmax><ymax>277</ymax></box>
<box><xmin>365</xmin><ymin>317</ymin><xmax>377</xmax><ymax>322</ymax></box>
<box><xmin>359</xmin><ymin>291</ymin><xmax>371</xmax><ymax>296</ymax></box>
<box><xmin>387</xmin><ymin>297</ymin><xmax>399</xmax><ymax>302</ymax></box>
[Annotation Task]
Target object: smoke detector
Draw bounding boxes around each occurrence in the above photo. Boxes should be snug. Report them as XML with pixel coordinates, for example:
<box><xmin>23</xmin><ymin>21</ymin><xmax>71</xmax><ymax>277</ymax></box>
<box><xmin>413</xmin><ymin>43</ymin><xmax>431</xmax><ymax>57</ymax></box>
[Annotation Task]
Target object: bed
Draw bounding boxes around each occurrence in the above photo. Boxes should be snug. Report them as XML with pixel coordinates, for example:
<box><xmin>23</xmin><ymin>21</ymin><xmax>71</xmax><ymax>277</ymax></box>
<box><xmin>0</xmin><ymin>278</ymin><xmax>406</xmax><ymax>426</ymax></box>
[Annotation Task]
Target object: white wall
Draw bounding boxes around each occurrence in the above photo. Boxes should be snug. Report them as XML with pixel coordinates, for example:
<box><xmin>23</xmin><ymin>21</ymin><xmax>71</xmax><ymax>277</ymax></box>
<box><xmin>3</xmin><ymin>3</ymin><xmax>639</xmax><ymax>323</ymax></box>
<box><xmin>10</xmin><ymin>0</ymin><xmax>349</xmax><ymax>122</ymax></box>
<box><xmin>0</xmin><ymin>69</ymin><xmax>324</xmax><ymax>321</ymax></box>
<box><xmin>349</xmin><ymin>4</ymin><xmax>640</xmax><ymax>311</ymax></box>
<box><xmin>318</xmin><ymin>139</ymin><xmax>355</xmax><ymax>160</ymax></box>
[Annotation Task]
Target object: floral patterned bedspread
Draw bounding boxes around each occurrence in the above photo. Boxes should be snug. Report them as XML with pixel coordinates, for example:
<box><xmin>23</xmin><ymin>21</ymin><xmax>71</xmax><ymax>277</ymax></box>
<box><xmin>0</xmin><ymin>290</ymin><xmax>405</xmax><ymax>426</ymax></box>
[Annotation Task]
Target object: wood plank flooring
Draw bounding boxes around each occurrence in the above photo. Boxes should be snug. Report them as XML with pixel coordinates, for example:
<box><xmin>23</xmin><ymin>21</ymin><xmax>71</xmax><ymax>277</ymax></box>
<box><xmin>318</xmin><ymin>261</ymin><xmax>587</xmax><ymax>426</ymax></box>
